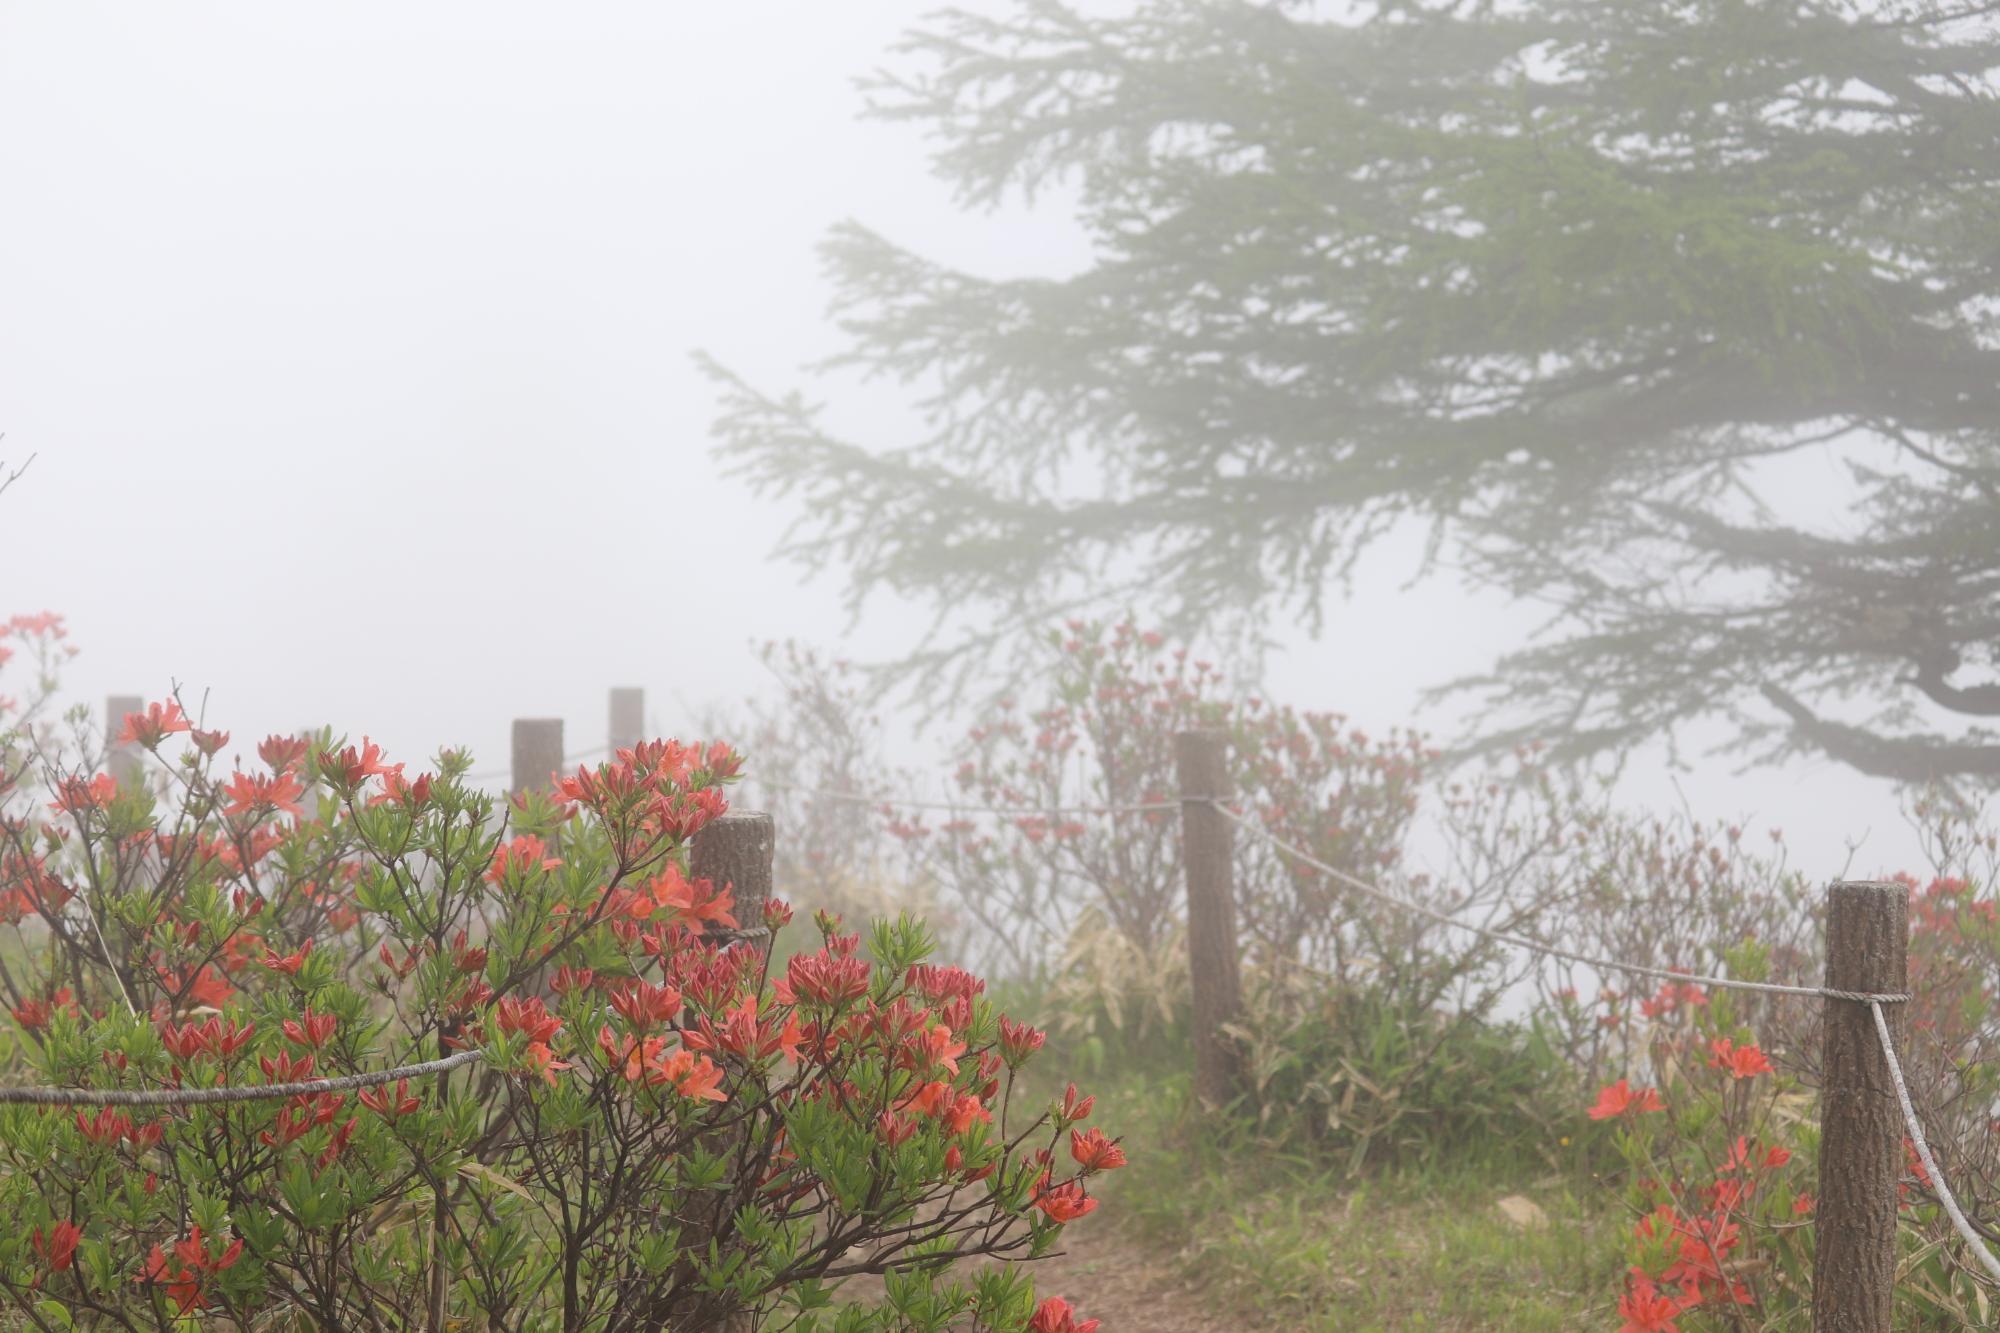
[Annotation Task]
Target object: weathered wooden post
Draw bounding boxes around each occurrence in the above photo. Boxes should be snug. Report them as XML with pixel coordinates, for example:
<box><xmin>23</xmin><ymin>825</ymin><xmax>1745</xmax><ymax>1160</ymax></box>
<box><xmin>1176</xmin><ymin>729</ymin><xmax>1244</xmax><ymax>1108</ymax></box>
<box><xmin>684</xmin><ymin>810</ymin><xmax>775</xmax><ymax>1331</ymax></box>
<box><xmin>106</xmin><ymin>694</ymin><xmax>143</xmax><ymax>787</ymax></box>
<box><xmin>609</xmin><ymin>686</ymin><xmax>645</xmax><ymax>753</ymax></box>
<box><xmin>692</xmin><ymin>812</ymin><xmax>774</xmax><ymax>956</ymax></box>
<box><xmin>1813</xmin><ymin>879</ymin><xmax>1909</xmax><ymax>1332</ymax></box>
<box><xmin>510</xmin><ymin>718</ymin><xmax>564</xmax><ymax>795</ymax></box>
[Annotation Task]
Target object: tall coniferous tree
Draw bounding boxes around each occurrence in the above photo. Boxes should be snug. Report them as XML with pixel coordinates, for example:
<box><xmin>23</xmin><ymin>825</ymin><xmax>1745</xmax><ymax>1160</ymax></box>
<box><xmin>707</xmin><ymin>0</ymin><xmax>2000</xmax><ymax>783</ymax></box>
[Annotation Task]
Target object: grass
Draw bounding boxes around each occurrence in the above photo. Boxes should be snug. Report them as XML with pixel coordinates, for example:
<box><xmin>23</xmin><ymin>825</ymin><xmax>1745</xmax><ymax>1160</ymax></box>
<box><xmin>1075</xmin><ymin>1064</ymin><xmax>1627</xmax><ymax>1330</ymax></box>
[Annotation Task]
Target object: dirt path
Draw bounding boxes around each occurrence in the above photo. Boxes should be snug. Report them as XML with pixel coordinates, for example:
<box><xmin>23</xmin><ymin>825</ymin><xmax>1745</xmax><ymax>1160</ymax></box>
<box><xmin>1017</xmin><ymin>1222</ymin><xmax>1231</xmax><ymax>1332</ymax></box>
<box><xmin>837</xmin><ymin>1219</ymin><xmax>1243</xmax><ymax>1331</ymax></box>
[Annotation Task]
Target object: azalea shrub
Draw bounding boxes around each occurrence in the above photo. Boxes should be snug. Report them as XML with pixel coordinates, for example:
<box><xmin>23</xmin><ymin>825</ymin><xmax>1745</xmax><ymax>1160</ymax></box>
<box><xmin>876</xmin><ymin>622</ymin><xmax>1446</xmax><ymax>1047</ymax></box>
<box><xmin>906</xmin><ymin>621</ymin><xmax>1431</xmax><ymax>978</ymax></box>
<box><xmin>1587</xmin><ymin>915</ymin><xmax>2000</xmax><ymax>1332</ymax></box>
<box><xmin>1583</xmin><ymin>951</ymin><xmax>1818</xmax><ymax>1332</ymax></box>
<box><xmin>0</xmin><ymin>687</ymin><xmax>1119</xmax><ymax>1329</ymax></box>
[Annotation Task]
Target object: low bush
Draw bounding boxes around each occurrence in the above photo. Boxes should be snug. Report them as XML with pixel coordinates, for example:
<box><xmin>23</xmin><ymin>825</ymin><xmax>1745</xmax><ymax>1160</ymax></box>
<box><xmin>1586</xmin><ymin>912</ymin><xmax>2000</xmax><ymax>1331</ymax></box>
<box><xmin>0</xmin><ymin>670</ymin><xmax>1119</xmax><ymax>1328</ymax></box>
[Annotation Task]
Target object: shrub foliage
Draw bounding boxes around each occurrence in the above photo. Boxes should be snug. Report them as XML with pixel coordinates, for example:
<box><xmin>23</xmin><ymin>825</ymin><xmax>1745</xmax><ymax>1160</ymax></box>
<box><xmin>0</xmin><ymin>627</ymin><xmax>1116</xmax><ymax>1331</ymax></box>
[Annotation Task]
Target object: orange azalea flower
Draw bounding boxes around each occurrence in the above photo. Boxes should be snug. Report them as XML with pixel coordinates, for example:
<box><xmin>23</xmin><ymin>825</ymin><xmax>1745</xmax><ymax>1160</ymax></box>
<box><xmin>550</xmin><ymin>964</ymin><xmax>594</xmax><ymax>996</ymax></box>
<box><xmin>259</xmin><ymin>1050</ymin><xmax>316</xmax><ymax>1083</ymax></box>
<box><xmin>776</xmin><ymin>951</ymin><xmax>871</xmax><ymax>1007</ymax></box>
<box><xmin>1707</xmin><ymin>1039</ymin><xmax>1773</xmax><ymax>1079</ymax></box>
<box><xmin>1617</xmin><ymin>1276</ymin><xmax>1688</xmax><ymax>1333</ymax></box>
<box><xmin>76</xmin><ymin>1106</ymin><xmax>133</xmax><ymax>1147</ymax></box>
<box><xmin>877</xmin><ymin>1110</ymin><xmax>920</xmax><ymax>1146</ymax></box>
<box><xmin>10</xmin><ymin>988</ymin><xmax>73</xmax><ymax>1030</ymax></box>
<box><xmin>486</xmin><ymin>834</ymin><xmax>561</xmax><ymax>887</ymax></box>
<box><xmin>523</xmin><ymin>1041</ymin><xmax>571</xmax><ymax>1087</ymax></box>
<box><xmin>156</xmin><ymin>964</ymin><xmax>236</xmax><ymax>1008</ymax></box>
<box><xmin>902</xmin><ymin>1080</ymin><xmax>992</xmax><ymax>1135</ymax></box>
<box><xmin>1904</xmin><ymin>1137</ymin><xmax>1932</xmax><ymax>1188</ymax></box>
<box><xmin>1633</xmin><ymin>1206</ymin><xmax>1747</xmax><ymax>1305</ymax></box>
<box><xmin>260</xmin><ymin>938</ymin><xmax>313</xmax><ymax>975</ymax></box>
<box><xmin>1718</xmin><ymin>1135</ymin><xmax>1790</xmax><ymax>1175</ymax></box>
<box><xmin>368</xmin><ymin>770</ymin><xmax>433</xmax><ymax>809</ymax></box>
<box><xmin>641</xmin><ymin>863</ymin><xmax>738</xmax><ymax>931</ymax></box>
<box><xmin>684</xmin><ymin>991</ymin><xmax>798</xmax><ymax>1063</ymax></box>
<box><xmin>1057</xmin><ymin>1083</ymin><xmax>1094</xmax><ymax>1126</ymax></box>
<box><xmin>1588</xmin><ymin>1079</ymin><xmax>1666</xmax><ymax>1120</ymax></box>
<box><xmin>607</xmin><ymin>979</ymin><xmax>681</xmax><ymax>1032</ymax></box>
<box><xmin>119</xmin><ymin>700</ymin><xmax>191</xmax><ymax>748</ymax></box>
<box><xmin>495</xmin><ymin>995</ymin><xmax>562</xmax><ymax>1046</ymax></box>
<box><xmin>998</xmin><ymin>1016</ymin><xmax>1046</xmax><ymax>1067</ymax></box>
<box><xmin>647</xmin><ymin>785</ymin><xmax>729</xmax><ymax>841</ymax></box>
<box><xmin>1029</xmin><ymin>1171</ymin><xmax>1097</xmax><ymax>1224</ymax></box>
<box><xmin>160</xmin><ymin>1015</ymin><xmax>256</xmax><ymax>1061</ymax></box>
<box><xmin>611</xmin><ymin>739</ymin><xmax>684</xmax><ymax>786</ymax></box>
<box><xmin>319</xmin><ymin>736</ymin><xmax>402</xmax><ymax>791</ymax></box>
<box><xmin>359</xmin><ymin>1078</ymin><xmax>422</xmax><ymax>1118</ymax></box>
<box><xmin>597</xmin><ymin>1026</ymin><xmax>667</xmax><ymax>1083</ymax></box>
<box><xmin>281</xmin><ymin>1008</ymin><xmax>337</xmax><ymax>1049</ymax></box>
<box><xmin>912</xmin><ymin>1023</ymin><xmax>967</xmax><ymax>1075</ymax></box>
<box><xmin>656</xmin><ymin>1047</ymin><xmax>728</xmax><ymax>1102</ymax></box>
<box><xmin>258</xmin><ymin>733</ymin><xmax>310</xmax><ymax>772</ymax></box>
<box><xmin>554</xmin><ymin>757</ymin><xmax>646</xmax><ymax>809</ymax></box>
<box><xmin>136</xmin><ymin>1226</ymin><xmax>242</xmax><ymax>1315</ymax></box>
<box><xmin>1029</xmin><ymin>1297</ymin><xmax>1100</xmax><ymax>1333</ymax></box>
<box><xmin>48</xmin><ymin>773</ymin><xmax>118</xmax><ymax>815</ymax></box>
<box><xmin>1069</xmin><ymin>1127</ymin><xmax>1127</xmax><ymax>1172</ymax></box>
<box><xmin>221</xmin><ymin>770</ymin><xmax>305</xmax><ymax>819</ymax></box>
<box><xmin>31</xmin><ymin>1219</ymin><xmax>80</xmax><ymax>1274</ymax></box>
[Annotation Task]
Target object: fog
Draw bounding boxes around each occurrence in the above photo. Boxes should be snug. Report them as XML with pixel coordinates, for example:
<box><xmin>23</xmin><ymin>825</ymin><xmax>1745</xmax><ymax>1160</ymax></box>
<box><xmin>1</xmin><ymin>2</ymin><xmax>1931</xmax><ymax>877</ymax></box>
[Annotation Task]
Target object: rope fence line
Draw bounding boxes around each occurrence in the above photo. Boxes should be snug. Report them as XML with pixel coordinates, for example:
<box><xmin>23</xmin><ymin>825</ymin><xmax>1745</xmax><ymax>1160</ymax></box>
<box><xmin>1199</xmin><ymin>799</ymin><xmax>1910</xmax><ymax>1006</ymax></box>
<box><xmin>1869</xmin><ymin>1000</ymin><xmax>2000</xmax><ymax>1286</ymax></box>
<box><xmin>0</xmin><ymin>1050</ymin><xmax>485</xmax><ymax>1107</ymax></box>
<box><xmin>462</xmin><ymin>737</ymin><xmax>1174</xmax><ymax>816</ymax></box>
<box><xmin>752</xmin><ymin>777</ymin><xmax>1178</xmax><ymax>818</ymax></box>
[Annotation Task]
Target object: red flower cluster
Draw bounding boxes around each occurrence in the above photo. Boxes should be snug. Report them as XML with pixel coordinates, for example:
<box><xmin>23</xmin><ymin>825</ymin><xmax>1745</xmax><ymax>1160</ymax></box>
<box><xmin>1588</xmin><ymin>1079</ymin><xmax>1665</xmax><ymax>1121</ymax></box>
<box><xmin>160</xmin><ymin>1015</ymin><xmax>256</xmax><ymax>1062</ymax></box>
<box><xmin>1705</xmin><ymin>1038</ymin><xmax>1772</xmax><ymax>1080</ymax></box>
<box><xmin>360</xmin><ymin>1077</ymin><xmax>423</xmax><ymax>1119</ymax></box>
<box><xmin>1618</xmin><ymin>1275</ymin><xmax>1687</xmax><ymax>1333</ymax></box>
<box><xmin>118</xmin><ymin>699</ymin><xmax>191</xmax><ymax>749</ymax></box>
<box><xmin>32</xmin><ymin>1219</ymin><xmax>81</xmax><ymax>1276</ymax></box>
<box><xmin>1638</xmin><ymin>980</ymin><xmax>1708</xmax><ymax>1020</ymax></box>
<box><xmin>318</xmin><ymin>737</ymin><xmax>401</xmax><ymax>792</ymax></box>
<box><xmin>551</xmin><ymin>739</ymin><xmax>738</xmax><ymax>843</ymax></box>
<box><xmin>1029</xmin><ymin>1296</ymin><xmax>1100</xmax><ymax>1333</ymax></box>
<box><xmin>136</xmin><ymin>1227</ymin><xmax>243</xmax><ymax>1314</ymax></box>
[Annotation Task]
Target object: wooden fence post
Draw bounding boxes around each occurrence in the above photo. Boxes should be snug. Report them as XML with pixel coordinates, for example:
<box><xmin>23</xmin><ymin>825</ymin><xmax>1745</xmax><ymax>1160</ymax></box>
<box><xmin>510</xmin><ymin>718</ymin><xmax>564</xmax><ymax>796</ymax></box>
<box><xmin>685</xmin><ymin>810</ymin><xmax>774</xmax><ymax>1331</ymax></box>
<box><xmin>692</xmin><ymin>812</ymin><xmax>774</xmax><ymax>957</ymax></box>
<box><xmin>1176</xmin><ymin>728</ymin><xmax>1243</xmax><ymax>1108</ymax></box>
<box><xmin>608</xmin><ymin>687</ymin><xmax>645</xmax><ymax>753</ymax></box>
<box><xmin>106</xmin><ymin>694</ymin><xmax>143</xmax><ymax>788</ymax></box>
<box><xmin>1813</xmin><ymin>879</ymin><xmax>1909</xmax><ymax>1332</ymax></box>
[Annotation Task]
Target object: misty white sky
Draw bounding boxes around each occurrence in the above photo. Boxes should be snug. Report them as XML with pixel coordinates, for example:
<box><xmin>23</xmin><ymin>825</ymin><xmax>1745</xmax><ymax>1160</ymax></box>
<box><xmin>0</xmin><ymin>3</ymin><xmax>1940</xmax><ymax>881</ymax></box>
